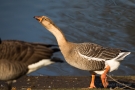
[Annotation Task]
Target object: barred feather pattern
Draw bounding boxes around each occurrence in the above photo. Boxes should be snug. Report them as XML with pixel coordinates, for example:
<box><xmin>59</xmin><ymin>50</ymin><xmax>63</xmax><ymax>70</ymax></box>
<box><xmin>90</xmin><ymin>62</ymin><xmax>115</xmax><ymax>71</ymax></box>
<box><xmin>69</xmin><ymin>43</ymin><xmax>121</xmax><ymax>71</ymax></box>
<box><xmin>77</xmin><ymin>43</ymin><xmax>121</xmax><ymax>60</ymax></box>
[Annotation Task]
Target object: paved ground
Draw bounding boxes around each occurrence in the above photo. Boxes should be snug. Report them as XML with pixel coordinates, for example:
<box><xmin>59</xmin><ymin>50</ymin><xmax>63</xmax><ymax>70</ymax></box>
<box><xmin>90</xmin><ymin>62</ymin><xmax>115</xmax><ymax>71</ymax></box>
<box><xmin>0</xmin><ymin>76</ymin><xmax>135</xmax><ymax>90</ymax></box>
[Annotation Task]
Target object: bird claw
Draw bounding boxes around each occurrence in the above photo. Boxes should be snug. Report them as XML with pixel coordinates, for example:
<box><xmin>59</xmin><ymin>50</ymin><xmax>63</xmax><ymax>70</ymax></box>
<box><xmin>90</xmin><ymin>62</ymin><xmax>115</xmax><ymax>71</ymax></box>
<box><xmin>11</xmin><ymin>87</ymin><xmax>16</xmax><ymax>90</ymax></box>
<box><xmin>89</xmin><ymin>85</ymin><xmax>96</xmax><ymax>88</ymax></box>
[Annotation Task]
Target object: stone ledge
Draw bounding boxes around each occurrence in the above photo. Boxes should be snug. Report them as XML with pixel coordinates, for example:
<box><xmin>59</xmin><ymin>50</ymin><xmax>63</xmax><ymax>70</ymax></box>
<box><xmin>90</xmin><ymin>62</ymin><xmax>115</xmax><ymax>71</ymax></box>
<box><xmin>0</xmin><ymin>76</ymin><xmax>135</xmax><ymax>90</ymax></box>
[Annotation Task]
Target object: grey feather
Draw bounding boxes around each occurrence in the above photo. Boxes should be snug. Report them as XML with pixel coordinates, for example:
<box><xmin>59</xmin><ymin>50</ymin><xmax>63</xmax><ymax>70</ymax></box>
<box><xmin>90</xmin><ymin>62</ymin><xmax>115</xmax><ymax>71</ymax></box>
<box><xmin>76</xmin><ymin>43</ymin><xmax>121</xmax><ymax>60</ymax></box>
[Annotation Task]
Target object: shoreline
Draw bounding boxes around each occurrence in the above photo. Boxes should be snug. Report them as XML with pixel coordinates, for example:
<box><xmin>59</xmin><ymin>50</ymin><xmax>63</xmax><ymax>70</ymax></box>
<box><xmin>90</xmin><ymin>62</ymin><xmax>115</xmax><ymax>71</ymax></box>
<box><xmin>0</xmin><ymin>76</ymin><xmax>135</xmax><ymax>90</ymax></box>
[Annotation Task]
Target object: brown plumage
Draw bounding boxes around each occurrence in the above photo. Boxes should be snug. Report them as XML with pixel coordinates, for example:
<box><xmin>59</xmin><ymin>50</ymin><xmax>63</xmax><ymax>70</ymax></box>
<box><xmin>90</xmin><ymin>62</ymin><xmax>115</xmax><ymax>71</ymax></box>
<box><xmin>34</xmin><ymin>16</ymin><xmax>130</xmax><ymax>88</ymax></box>
<box><xmin>0</xmin><ymin>39</ymin><xmax>63</xmax><ymax>90</ymax></box>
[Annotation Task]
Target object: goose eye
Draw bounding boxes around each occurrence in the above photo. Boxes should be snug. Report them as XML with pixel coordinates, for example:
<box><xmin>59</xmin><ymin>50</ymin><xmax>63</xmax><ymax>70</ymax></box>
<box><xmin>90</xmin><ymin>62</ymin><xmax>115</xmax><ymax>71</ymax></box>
<box><xmin>44</xmin><ymin>18</ymin><xmax>47</xmax><ymax>20</ymax></box>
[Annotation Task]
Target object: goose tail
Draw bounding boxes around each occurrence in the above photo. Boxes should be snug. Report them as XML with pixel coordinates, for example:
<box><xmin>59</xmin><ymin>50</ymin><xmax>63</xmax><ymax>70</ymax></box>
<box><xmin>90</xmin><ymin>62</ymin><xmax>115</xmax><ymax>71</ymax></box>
<box><xmin>52</xmin><ymin>48</ymin><xmax>60</xmax><ymax>53</ymax></box>
<box><xmin>51</xmin><ymin>57</ymin><xmax>64</xmax><ymax>63</ymax></box>
<box><xmin>0</xmin><ymin>38</ymin><xmax>1</xmax><ymax>44</ymax></box>
<box><xmin>45</xmin><ymin>44</ymin><xmax>60</xmax><ymax>53</ymax></box>
<box><xmin>115</xmin><ymin>50</ymin><xmax>131</xmax><ymax>61</ymax></box>
<box><xmin>44</xmin><ymin>44</ymin><xmax>58</xmax><ymax>47</ymax></box>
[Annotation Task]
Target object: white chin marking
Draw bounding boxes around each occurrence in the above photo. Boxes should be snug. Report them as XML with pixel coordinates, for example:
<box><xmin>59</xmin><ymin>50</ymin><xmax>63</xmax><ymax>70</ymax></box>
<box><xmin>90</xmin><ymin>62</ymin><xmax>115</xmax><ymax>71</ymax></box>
<box><xmin>27</xmin><ymin>59</ymin><xmax>54</xmax><ymax>74</ymax></box>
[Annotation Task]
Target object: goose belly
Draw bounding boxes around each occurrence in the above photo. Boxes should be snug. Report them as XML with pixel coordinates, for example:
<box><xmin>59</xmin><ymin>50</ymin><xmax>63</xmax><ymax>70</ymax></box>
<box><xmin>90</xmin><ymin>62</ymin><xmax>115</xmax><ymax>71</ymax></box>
<box><xmin>0</xmin><ymin>60</ymin><xmax>28</xmax><ymax>81</ymax></box>
<box><xmin>0</xmin><ymin>70</ymin><xmax>27</xmax><ymax>81</ymax></box>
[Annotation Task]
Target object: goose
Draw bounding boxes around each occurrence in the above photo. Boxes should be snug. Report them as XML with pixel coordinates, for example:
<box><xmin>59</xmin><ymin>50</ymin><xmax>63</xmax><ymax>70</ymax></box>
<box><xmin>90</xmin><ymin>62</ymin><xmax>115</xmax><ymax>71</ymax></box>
<box><xmin>34</xmin><ymin>16</ymin><xmax>131</xmax><ymax>88</ymax></box>
<box><xmin>0</xmin><ymin>39</ymin><xmax>63</xmax><ymax>90</ymax></box>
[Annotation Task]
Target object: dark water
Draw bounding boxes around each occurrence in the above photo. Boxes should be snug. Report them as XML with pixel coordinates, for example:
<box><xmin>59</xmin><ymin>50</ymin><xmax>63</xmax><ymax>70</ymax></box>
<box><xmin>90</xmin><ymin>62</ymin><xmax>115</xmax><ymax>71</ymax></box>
<box><xmin>0</xmin><ymin>0</ymin><xmax>135</xmax><ymax>76</ymax></box>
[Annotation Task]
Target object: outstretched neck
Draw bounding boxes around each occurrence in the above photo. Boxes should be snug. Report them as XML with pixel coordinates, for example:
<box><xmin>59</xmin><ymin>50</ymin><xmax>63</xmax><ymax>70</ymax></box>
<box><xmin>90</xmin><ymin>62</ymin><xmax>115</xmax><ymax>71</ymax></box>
<box><xmin>42</xmin><ymin>23</ymin><xmax>68</xmax><ymax>46</ymax></box>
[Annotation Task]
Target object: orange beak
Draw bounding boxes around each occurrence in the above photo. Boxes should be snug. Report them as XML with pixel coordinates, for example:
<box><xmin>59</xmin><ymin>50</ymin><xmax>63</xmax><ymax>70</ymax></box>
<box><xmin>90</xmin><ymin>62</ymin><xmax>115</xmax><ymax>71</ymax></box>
<box><xmin>33</xmin><ymin>16</ymin><xmax>43</xmax><ymax>22</ymax></box>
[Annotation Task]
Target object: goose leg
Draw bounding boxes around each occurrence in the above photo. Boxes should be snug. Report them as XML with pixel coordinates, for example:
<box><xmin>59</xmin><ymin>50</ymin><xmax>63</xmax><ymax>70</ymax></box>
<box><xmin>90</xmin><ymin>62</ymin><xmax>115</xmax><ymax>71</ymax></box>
<box><xmin>101</xmin><ymin>65</ymin><xmax>110</xmax><ymax>88</ymax></box>
<box><xmin>6</xmin><ymin>81</ymin><xmax>12</xmax><ymax>90</ymax></box>
<box><xmin>89</xmin><ymin>71</ymin><xmax>96</xmax><ymax>88</ymax></box>
<box><xmin>6</xmin><ymin>81</ymin><xmax>17</xmax><ymax>90</ymax></box>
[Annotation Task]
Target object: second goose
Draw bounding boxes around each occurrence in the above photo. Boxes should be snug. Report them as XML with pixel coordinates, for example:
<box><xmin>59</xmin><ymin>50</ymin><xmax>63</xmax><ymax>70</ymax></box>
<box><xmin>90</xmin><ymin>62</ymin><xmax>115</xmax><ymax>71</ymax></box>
<box><xmin>34</xmin><ymin>16</ymin><xmax>130</xmax><ymax>88</ymax></box>
<box><xmin>0</xmin><ymin>39</ymin><xmax>63</xmax><ymax>90</ymax></box>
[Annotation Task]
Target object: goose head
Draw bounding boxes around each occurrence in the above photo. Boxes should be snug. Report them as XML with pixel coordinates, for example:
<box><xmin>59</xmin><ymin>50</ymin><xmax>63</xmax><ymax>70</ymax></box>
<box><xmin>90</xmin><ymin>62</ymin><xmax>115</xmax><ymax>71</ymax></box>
<box><xmin>34</xmin><ymin>15</ymin><xmax>67</xmax><ymax>45</ymax></box>
<box><xmin>34</xmin><ymin>16</ymin><xmax>55</xmax><ymax>29</ymax></box>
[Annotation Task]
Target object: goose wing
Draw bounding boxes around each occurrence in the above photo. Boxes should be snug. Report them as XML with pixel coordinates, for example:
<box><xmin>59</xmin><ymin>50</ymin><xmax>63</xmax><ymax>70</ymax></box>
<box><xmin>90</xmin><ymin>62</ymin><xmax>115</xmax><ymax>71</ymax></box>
<box><xmin>77</xmin><ymin>43</ymin><xmax>120</xmax><ymax>61</ymax></box>
<box><xmin>0</xmin><ymin>40</ymin><xmax>59</xmax><ymax>64</ymax></box>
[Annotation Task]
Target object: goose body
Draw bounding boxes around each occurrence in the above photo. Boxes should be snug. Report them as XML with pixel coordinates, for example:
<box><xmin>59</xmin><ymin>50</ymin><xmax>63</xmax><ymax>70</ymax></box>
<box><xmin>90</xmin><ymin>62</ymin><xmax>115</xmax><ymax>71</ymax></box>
<box><xmin>34</xmin><ymin>16</ymin><xmax>130</xmax><ymax>88</ymax></box>
<box><xmin>0</xmin><ymin>39</ymin><xmax>63</xmax><ymax>89</ymax></box>
<box><xmin>64</xmin><ymin>43</ymin><xmax>130</xmax><ymax>73</ymax></box>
